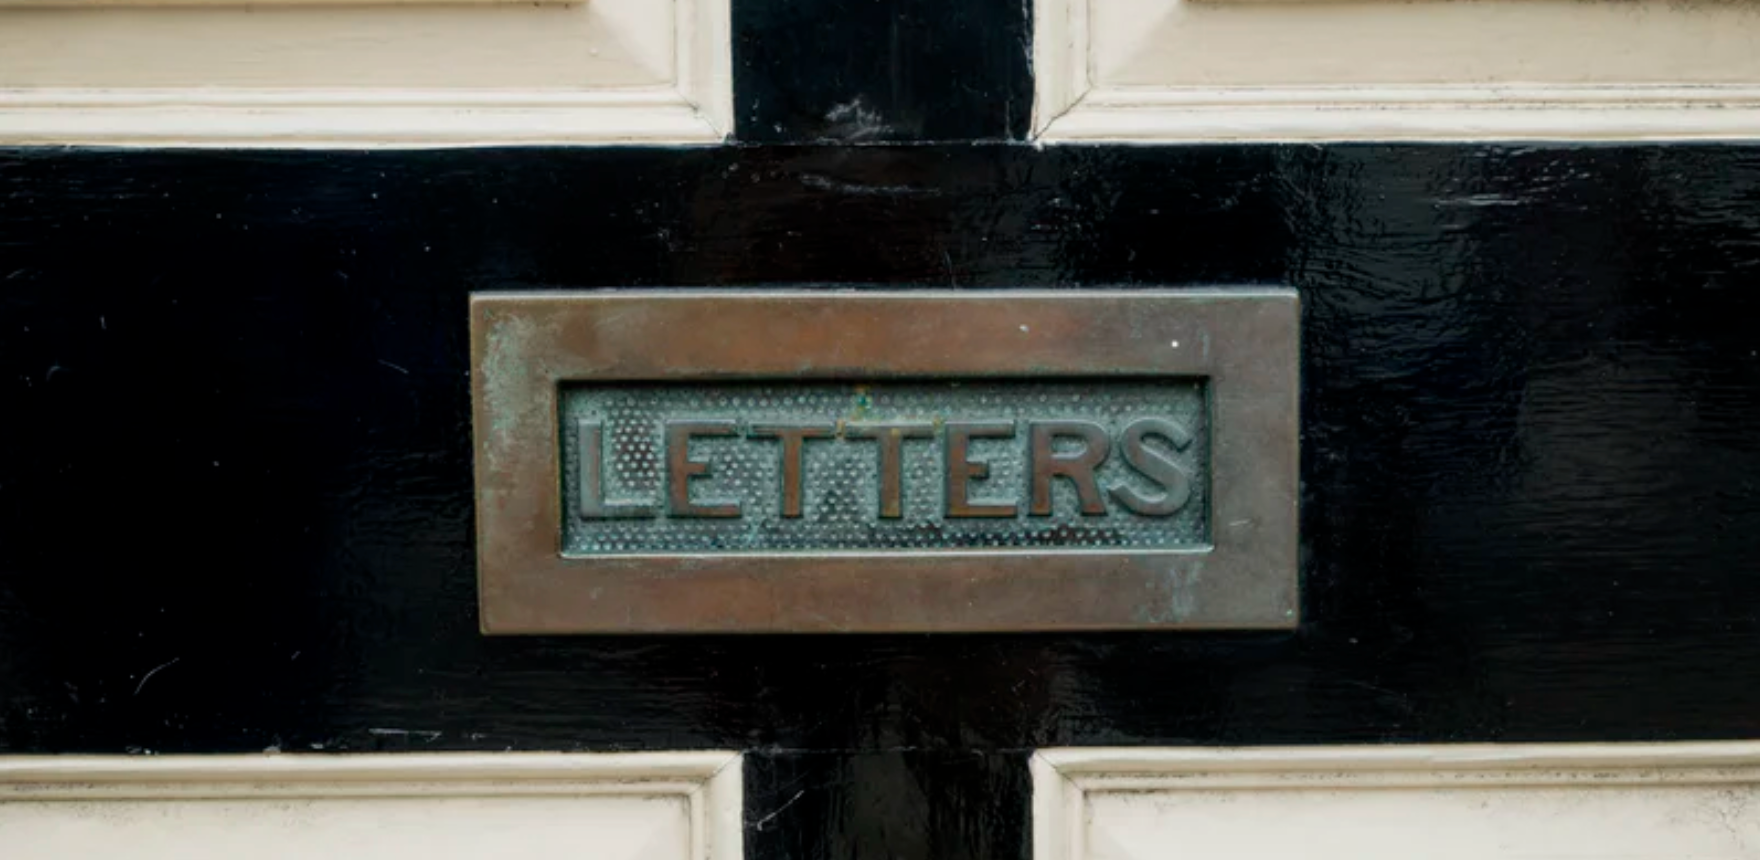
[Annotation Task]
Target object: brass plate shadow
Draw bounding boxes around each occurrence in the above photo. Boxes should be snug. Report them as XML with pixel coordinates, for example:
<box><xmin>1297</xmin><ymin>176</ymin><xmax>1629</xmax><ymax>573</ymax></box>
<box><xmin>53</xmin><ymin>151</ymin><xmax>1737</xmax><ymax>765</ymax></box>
<box><xmin>470</xmin><ymin>290</ymin><xmax>1299</xmax><ymax>634</ymax></box>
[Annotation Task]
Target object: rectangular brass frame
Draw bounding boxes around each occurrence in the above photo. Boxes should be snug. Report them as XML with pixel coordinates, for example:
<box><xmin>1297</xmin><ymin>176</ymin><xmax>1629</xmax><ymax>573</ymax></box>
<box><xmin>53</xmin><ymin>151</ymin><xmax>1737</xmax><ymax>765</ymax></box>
<box><xmin>471</xmin><ymin>290</ymin><xmax>1299</xmax><ymax>634</ymax></box>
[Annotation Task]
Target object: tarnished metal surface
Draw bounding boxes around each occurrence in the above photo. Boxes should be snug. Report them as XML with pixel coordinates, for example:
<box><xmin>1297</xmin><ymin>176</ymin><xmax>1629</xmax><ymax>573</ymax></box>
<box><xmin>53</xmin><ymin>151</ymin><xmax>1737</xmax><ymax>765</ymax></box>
<box><xmin>560</xmin><ymin>381</ymin><xmax>1210</xmax><ymax>554</ymax></box>
<box><xmin>470</xmin><ymin>290</ymin><xmax>1299</xmax><ymax>633</ymax></box>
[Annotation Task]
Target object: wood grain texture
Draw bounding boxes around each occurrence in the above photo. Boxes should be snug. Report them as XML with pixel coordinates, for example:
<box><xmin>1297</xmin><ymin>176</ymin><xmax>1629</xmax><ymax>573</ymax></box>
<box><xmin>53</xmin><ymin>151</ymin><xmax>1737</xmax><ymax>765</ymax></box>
<box><xmin>0</xmin><ymin>143</ymin><xmax>1758</xmax><ymax>857</ymax></box>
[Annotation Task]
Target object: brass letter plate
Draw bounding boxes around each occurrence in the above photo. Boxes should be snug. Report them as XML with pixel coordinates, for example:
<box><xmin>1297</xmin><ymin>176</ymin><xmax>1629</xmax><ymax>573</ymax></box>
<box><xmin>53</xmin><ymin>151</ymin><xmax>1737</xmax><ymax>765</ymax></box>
<box><xmin>470</xmin><ymin>290</ymin><xmax>1299</xmax><ymax>633</ymax></box>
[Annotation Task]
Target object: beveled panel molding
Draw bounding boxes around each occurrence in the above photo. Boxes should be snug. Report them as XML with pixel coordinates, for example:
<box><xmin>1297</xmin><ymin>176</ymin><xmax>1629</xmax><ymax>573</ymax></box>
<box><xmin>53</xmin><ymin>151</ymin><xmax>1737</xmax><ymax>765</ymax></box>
<box><xmin>0</xmin><ymin>0</ymin><xmax>730</xmax><ymax>146</ymax></box>
<box><xmin>1033</xmin><ymin>743</ymin><xmax>1760</xmax><ymax>860</ymax></box>
<box><xmin>0</xmin><ymin>751</ymin><xmax>743</xmax><ymax>860</ymax></box>
<box><xmin>1033</xmin><ymin>0</ymin><xmax>1760</xmax><ymax>142</ymax></box>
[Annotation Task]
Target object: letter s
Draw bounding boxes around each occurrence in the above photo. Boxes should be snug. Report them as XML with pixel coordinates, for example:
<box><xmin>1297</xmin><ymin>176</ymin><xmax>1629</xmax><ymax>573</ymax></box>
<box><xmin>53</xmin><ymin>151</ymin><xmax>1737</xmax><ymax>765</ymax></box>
<box><xmin>1108</xmin><ymin>417</ymin><xmax>1193</xmax><ymax>516</ymax></box>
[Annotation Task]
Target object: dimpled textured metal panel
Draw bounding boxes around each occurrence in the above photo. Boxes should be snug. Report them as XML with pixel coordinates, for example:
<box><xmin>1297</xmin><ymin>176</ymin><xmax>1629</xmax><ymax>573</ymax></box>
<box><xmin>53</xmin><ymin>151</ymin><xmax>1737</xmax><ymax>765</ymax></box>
<box><xmin>559</xmin><ymin>380</ymin><xmax>1209</xmax><ymax>554</ymax></box>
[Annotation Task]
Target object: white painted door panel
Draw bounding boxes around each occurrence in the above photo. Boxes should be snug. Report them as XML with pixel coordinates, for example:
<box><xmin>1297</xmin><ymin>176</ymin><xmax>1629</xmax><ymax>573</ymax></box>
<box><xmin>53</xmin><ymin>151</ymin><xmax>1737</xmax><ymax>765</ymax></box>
<box><xmin>1034</xmin><ymin>743</ymin><xmax>1760</xmax><ymax>860</ymax></box>
<box><xmin>1035</xmin><ymin>0</ymin><xmax>1760</xmax><ymax>141</ymax></box>
<box><xmin>0</xmin><ymin>752</ymin><xmax>744</xmax><ymax>860</ymax></box>
<box><xmin>0</xmin><ymin>0</ymin><xmax>731</xmax><ymax>145</ymax></box>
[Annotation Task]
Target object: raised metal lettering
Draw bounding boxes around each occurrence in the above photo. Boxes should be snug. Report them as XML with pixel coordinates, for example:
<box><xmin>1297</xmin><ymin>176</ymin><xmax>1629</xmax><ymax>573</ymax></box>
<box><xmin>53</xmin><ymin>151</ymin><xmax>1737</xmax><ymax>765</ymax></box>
<box><xmin>944</xmin><ymin>420</ymin><xmax>1018</xmax><ymax>519</ymax></box>
<box><xmin>576</xmin><ymin>419</ymin><xmax>658</xmax><ymax>519</ymax></box>
<box><xmin>845</xmin><ymin>422</ymin><xmax>935</xmax><ymax>519</ymax></box>
<box><xmin>1109</xmin><ymin>416</ymin><xmax>1193</xmax><ymax>516</ymax></box>
<box><xmin>750</xmin><ymin>422</ymin><xmax>836</xmax><ymax>518</ymax></box>
<box><xmin>665</xmin><ymin>420</ymin><xmax>742</xmax><ymax>518</ymax></box>
<box><xmin>1028</xmin><ymin>419</ymin><xmax>1111</xmax><ymax>516</ymax></box>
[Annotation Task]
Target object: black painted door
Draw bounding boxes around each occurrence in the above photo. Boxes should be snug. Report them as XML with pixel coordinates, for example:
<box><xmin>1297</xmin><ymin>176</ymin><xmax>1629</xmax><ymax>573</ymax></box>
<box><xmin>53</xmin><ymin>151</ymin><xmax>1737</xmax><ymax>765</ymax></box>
<box><xmin>3</xmin><ymin>1</ymin><xmax>1759</xmax><ymax>857</ymax></box>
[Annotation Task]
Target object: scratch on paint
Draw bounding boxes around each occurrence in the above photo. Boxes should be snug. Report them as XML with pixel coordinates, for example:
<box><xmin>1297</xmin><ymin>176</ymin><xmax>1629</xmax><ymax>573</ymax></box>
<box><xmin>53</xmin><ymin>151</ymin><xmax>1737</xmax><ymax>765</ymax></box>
<box><xmin>800</xmin><ymin>173</ymin><xmax>938</xmax><ymax>197</ymax></box>
<box><xmin>368</xmin><ymin>728</ymin><xmax>443</xmax><ymax>742</ymax></box>
<box><xmin>750</xmin><ymin>789</ymin><xmax>807</xmax><ymax>831</ymax></box>
<box><xmin>133</xmin><ymin>657</ymin><xmax>180</xmax><ymax>696</ymax></box>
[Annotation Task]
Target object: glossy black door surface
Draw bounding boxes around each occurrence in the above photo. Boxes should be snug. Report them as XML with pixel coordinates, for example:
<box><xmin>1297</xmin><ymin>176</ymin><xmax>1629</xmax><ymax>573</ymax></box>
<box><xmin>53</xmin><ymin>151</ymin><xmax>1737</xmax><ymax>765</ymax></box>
<box><xmin>3</xmin><ymin>2</ymin><xmax>1759</xmax><ymax>858</ymax></box>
